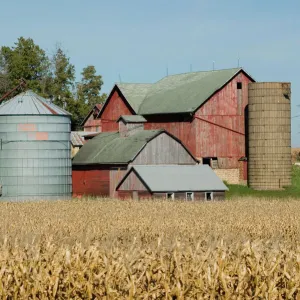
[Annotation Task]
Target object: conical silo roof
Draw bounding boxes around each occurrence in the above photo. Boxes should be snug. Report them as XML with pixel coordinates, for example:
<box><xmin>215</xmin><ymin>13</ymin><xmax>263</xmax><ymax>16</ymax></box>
<box><xmin>0</xmin><ymin>90</ymin><xmax>71</xmax><ymax>115</ymax></box>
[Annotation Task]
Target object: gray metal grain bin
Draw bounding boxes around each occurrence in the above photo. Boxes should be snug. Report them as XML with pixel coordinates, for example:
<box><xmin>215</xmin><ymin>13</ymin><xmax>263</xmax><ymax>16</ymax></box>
<box><xmin>0</xmin><ymin>90</ymin><xmax>72</xmax><ymax>200</ymax></box>
<box><xmin>248</xmin><ymin>82</ymin><xmax>291</xmax><ymax>190</ymax></box>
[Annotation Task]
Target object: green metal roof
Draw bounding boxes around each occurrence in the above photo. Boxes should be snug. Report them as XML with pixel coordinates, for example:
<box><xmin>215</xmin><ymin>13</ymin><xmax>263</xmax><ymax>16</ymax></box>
<box><xmin>107</xmin><ymin>68</ymin><xmax>249</xmax><ymax>115</ymax></box>
<box><xmin>139</xmin><ymin>68</ymin><xmax>243</xmax><ymax>114</ymax></box>
<box><xmin>72</xmin><ymin>130</ymin><xmax>164</xmax><ymax>165</ymax></box>
<box><xmin>117</xmin><ymin>115</ymin><xmax>147</xmax><ymax>123</ymax></box>
<box><xmin>116</xmin><ymin>83</ymin><xmax>152</xmax><ymax>112</ymax></box>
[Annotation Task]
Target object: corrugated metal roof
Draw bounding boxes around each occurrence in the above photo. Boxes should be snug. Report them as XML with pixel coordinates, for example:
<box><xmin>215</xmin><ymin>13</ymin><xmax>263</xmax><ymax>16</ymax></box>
<box><xmin>120</xmin><ymin>165</ymin><xmax>228</xmax><ymax>192</ymax></box>
<box><xmin>72</xmin><ymin>130</ymin><xmax>164</xmax><ymax>165</ymax></box>
<box><xmin>138</xmin><ymin>68</ymin><xmax>242</xmax><ymax>115</ymax></box>
<box><xmin>71</xmin><ymin>132</ymin><xmax>84</xmax><ymax>147</ymax></box>
<box><xmin>102</xmin><ymin>68</ymin><xmax>248</xmax><ymax>116</ymax></box>
<box><xmin>0</xmin><ymin>90</ymin><xmax>71</xmax><ymax>115</ymax></box>
<box><xmin>117</xmin><ymin>115</ymin><xmax>147</xmax><ymax>123</ymax></box>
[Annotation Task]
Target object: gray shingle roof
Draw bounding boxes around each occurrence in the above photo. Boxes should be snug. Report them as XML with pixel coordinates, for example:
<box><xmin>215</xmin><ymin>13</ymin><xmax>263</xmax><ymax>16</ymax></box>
<box><xmin>72</xmin><ymin>130</ymin><xmax>165</xmax><ymax>165</ymax></box>
<box><xmin>118</xmin><ymin>165</ymin><xmax>228</xmax><ymax>192</ymax></box>
<box><xmin>0</xmin><ymin>90</ymin><xmax>71</xmax><ymax>115</ymax></box>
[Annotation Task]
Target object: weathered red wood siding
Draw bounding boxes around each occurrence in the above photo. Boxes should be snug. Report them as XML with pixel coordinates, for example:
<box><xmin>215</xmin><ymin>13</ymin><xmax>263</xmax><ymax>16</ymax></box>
<box><xmin>72</xmin><ymin>168</ymin><xmax>109</xmax><ymax>197</ymax></box>
<box><xmin>101</xmin><ymin>90</ymin><xmax>133</xmax><ymax>131</ymax></box>
<box><xmin>143</xmin><ymin>117</ymin><xmax>196</xmax><ymax>154</ymax></box>
<box><xmin>194</xmin><ymin>72</ymin><xmax>252</xmax><ymax>168</ymax></box>
<box><xmin>144</xmin><ymin>72</ymin><xmax>253</xmax><ymax>169</ymax></box>
<box><xmin>118</xmin><ymin>191</ymin><xmax>152</xmax><ymax>199</ymax></box>
<box><xmin>84</xmin><ymin>118</ymin><xmax>102</xmax><ymax>132</ymax></box>
<box><xmin>118</xmin><ymin>191</ymin><xmax>132</xmax><ymax>199</ymax></box>
<box><xmin>83</xmin><ymin>105</ymin><xmax>103</xmax><ymax>132</ymax></box>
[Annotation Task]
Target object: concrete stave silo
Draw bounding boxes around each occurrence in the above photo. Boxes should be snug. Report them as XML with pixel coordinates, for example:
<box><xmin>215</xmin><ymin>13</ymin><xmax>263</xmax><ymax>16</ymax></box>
<box><xmin>0</xmin><ymin>90</ymin><xmax>72</xmax><ymax>200</ymax></box>
<box><xmin>248</xmin><ymin>82</ymin><xmax>291</xmax><ymax>190</ymax></box>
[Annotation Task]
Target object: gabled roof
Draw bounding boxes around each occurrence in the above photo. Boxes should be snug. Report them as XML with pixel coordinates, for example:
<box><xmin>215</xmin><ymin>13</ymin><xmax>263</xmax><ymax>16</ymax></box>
<box><xmin>72</xmin><ymin>130</ymin><xmax>162</xmax><ymax>165</ymax></box>
<box><xmin>0</xmin><ymin>90</ymin><xmax>71</xmax><ymax>116</ymax></box>
<box><xmin>98</xmin><ymin>68</ymin><xmax>254</xmax><ymax>117</ymax></box>
<box><xmin>117</xmin><ymin>83</ymin><xmax>152</xmax><ymax>112</ymax></box>
<box><xmin>117</xmin><ymin>115</ymin><xmax>147</xmax><ymax>123</ymax></box>
<box><xmin>117</xmin><ymin>165</ymin><xmax>229</xmax><ymax>192</ymax></box>
<box><xmin>81</xmin><ymin>104</ymin><xmax>103</xmax><ymax>126</ymax></box>
<box><xmin>139</xmin><ymin>68</ymin><xmax>249</xmax><ymax>115</ymax></box>
<box><xmin>72</xmin><ymin>129</ymin><xmax>197</xmax><ymax>165</ymax></box>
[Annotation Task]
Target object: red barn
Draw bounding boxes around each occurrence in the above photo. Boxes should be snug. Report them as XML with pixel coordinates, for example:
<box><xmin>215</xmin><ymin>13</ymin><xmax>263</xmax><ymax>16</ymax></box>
<box><xmin>82</xmin><ymin>104</ymin><xmax>103</xmax><ymax>132</ymax></box>
<box><xmin>92</xmin><ymin>68</ymin><xmax>254</xmax><ymax>183</ymax></box>
<box><xmin>72</xmin><ymin>116</ymin><xmax>198</xmax><ymax>198</ymax></box>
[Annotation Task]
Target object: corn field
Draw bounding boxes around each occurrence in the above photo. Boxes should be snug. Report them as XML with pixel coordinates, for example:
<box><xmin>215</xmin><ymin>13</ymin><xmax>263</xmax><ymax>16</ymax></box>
<box><xmin>1</xmin><ymin>198</ymin><xmax>300</xmax><ymax>299</ymax></box>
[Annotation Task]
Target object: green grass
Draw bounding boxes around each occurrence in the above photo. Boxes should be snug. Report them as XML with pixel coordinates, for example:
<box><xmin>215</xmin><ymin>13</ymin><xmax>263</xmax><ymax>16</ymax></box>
<box><xmin>226</xmin><ymin>166</ymin><xmax>300</xmax><ymax>199</ymax></box>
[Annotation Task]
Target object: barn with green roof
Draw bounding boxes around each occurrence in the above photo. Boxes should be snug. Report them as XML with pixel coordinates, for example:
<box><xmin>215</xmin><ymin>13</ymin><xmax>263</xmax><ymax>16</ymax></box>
<box><xmin>73</xmin><ymin>116</ymin><xmax>200</xmax><ymax>198</ymax></box>
<box><xmin>81</xmin><ymin>67</ymin><xmax>255</xmax><ymax>184</ymax></box>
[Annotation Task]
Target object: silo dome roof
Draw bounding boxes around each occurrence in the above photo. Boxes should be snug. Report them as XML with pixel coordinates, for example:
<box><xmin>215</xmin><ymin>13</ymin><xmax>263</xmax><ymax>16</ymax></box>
<box><xmin>0</xmin><ymin>90</ymin><xmax>71</xmax><ymax>115</ymax></box>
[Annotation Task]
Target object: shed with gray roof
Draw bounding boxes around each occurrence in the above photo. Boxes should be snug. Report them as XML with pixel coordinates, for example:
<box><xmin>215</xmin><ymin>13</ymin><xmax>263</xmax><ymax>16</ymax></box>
<box><xmin>72</xmin><ymin>119</ymin><xmax>198</xmax><ymax>198</ymax></box>
<box><xmin>117</xmin><ymin>165</ymin><xmax>228</xmax><ymax>200</ymax></box>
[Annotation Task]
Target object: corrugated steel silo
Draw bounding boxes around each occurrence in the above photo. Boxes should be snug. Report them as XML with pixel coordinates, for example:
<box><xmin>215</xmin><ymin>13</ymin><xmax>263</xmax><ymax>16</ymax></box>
<box><xmin>248</xmin><ymin>82</ymin><xmax>291</xmax><ymax>190</ymax></box>
<box><xmin>0</xmin><ymin>90</ymin><xmax>72</xmax><ymax>200</ymax></box>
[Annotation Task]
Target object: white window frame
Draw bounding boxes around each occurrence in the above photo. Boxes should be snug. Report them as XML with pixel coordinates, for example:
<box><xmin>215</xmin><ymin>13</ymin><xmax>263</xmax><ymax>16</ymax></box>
<box><xmin>205</xmin><ymin>192</ymin><xmax>213</xmax><ymax>201</ymax></box>
<box><xmin>166</xmin><ymin>192</ymin><xmax>174</xmax><ymax>200</ymax></box>
<box><xmin>186</xmin><ymin>192</ymin><xmax>194</xmax><ymax>201</ymax></box>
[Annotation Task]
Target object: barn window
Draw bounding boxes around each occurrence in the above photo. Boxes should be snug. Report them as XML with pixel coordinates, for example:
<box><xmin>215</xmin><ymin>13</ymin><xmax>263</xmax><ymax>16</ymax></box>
<box><xmin>203</xmin><ymin>158</ymin><xmax>210</xmax><ymax>165</ymax></box>
<box><xmin>166</xmin><ymin>193</ymin><xmax>174</xmax><ymax>200</ymax></box>
<box><xmin>92</xmin><ymin>109</ymin><xmax>98</xmax><ymax>118</ymax></box>
<box><xmin>237</xmin><ymin>82</ymin><xmax>242</xmax><ymax>89</ymax></box>
<box><xmin>205</xmin><ymin>192</ymin><xmax>213</xmax><ymax>201</ymax></box>
<box><xmin>203</xmin><ymin>157</ymin><xmax>218</xmax><ymax>168</ymax></box>
<box><xmin>186</xmin><ymin>192</ymin><xmax>194</xmax><ymax>201</ymax></box>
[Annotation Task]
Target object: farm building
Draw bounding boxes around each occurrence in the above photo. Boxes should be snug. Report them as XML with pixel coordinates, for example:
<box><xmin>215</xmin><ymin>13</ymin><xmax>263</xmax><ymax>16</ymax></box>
<box><xmin>91</xmin><ymin>68</ymin><xmax>255</xmax><ymax>184</ymax></box>
<box><xmin>81</xmin><ymin>104</ymin><xmax>103</xmax><ymax>132</ymax></box>
<box><xmin>0</xmin><ymin>90</ymin><xmax>72</xmax><ymax>200</ymax></box>
<box><xmin>116</xmin><ymin>165</ymin><xmax>228</xmax><ymax>200</ymax></box>
<box><xmin>72</xmin><ymin>116</ymin><xmax>199</xmax><ymax>198</ymax></box>
<box><xmin>71</xmin><ymin>131</ymin><xmax>100</xmax><ymax>158</ymax></box>
<box><xmin>71</xmin><ymin>132</ymin><xmax>84</xmax><ymax>158</ymax></box>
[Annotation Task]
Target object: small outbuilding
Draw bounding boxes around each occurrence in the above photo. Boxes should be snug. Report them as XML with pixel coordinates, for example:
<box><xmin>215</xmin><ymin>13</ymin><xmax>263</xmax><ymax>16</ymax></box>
<box><xmin>72</xmin><ymin>116</ymin><xmax>197</xmax><ymax>198</ymax></box>
<box><xmin>71</xmin><ymin>131</ymin><xmax>99</xmax><ymax>158</ymax></box>
<box><xmin>71</xmin><ymin>132</ymin><xmax>85</xmax><ymax>158</ymax></box>
<box><xmin>73</xmin><ymin>114</ymin><xmax>228</xmax><ymax>199</ymax></box>
<box><xmin>81</xmin><ymin>104</ymin><xmax>103</xmax><ymax>132</ymax></box>
<box><xmin>116</xmin><ymin>165</ymin><xmax>228</xmax><ymax>200</ymax></box>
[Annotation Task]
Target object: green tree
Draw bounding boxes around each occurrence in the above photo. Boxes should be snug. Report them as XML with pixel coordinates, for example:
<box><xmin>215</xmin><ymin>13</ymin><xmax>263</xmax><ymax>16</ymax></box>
<box><xmin>51</xmin><ymin>47</ymin><xmax>75</xmax><ymax>107</ymax></box>
<box><xmin>0</xmin><ymin>37</ymin><xmax>107</xmax><ymax>131</ymax></box>
<box><xmin>77</xmin><ymin>65</ymin><xmax>106</xmax><ymax>108</ymax></box>
<box><xmin>50</xmin><ymin>47</ymin><xmax>86</xmax><ymax>130</ymax></box>
<box><xmin>0</xmin><ymin>37</ymin><xmax>51</xmax><ymax>95</ymax></box>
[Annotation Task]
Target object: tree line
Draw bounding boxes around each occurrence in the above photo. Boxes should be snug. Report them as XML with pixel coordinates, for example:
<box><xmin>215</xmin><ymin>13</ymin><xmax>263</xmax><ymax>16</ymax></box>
<box><xmin>0</xmin><ymin>37</ymin><xmax>107</xmax><ymax>130</ymax></box>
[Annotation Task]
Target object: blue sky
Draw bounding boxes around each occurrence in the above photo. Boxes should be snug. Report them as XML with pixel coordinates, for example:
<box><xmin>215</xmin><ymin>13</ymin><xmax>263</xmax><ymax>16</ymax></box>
<box><xmin>1</xmin><ymin>0</ymin><xmax>300</xmax><ymax>145</ymax></box>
